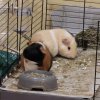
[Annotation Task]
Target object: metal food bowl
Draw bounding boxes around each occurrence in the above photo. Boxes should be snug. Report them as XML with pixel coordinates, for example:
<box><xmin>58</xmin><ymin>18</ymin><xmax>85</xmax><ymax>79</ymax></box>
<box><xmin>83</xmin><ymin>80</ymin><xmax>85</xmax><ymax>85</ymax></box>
<box><xmin>18</xmin><ymin>70</ymin><xmax>58</xmax><ymax>91</ymax></box>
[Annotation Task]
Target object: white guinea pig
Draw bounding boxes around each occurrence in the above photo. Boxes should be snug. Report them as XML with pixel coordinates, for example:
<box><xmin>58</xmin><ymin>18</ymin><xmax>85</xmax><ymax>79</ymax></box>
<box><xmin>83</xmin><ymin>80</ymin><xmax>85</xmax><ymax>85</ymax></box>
<box><xmin>30</xmin><ymin>29</ymin><xmax>77</xmax><ymax>58</ymax></box>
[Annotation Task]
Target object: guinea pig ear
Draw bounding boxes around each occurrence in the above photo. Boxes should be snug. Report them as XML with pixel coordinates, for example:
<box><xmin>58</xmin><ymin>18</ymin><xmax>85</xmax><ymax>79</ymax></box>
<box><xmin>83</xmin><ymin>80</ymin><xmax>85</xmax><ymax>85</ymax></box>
<box><xmin>27</xmin><ymin>40</ymin><xmax>32</xmax><ymax>45</ymax></box>
<box><xmin>62</xmin><ymin>39</ymin><xmax>70</xmax><ymax>45</ymax></box>
<box><xmin>40</xmin><ymin>46</ymin><xmax>46</xmax><ymax>54</ymax></box>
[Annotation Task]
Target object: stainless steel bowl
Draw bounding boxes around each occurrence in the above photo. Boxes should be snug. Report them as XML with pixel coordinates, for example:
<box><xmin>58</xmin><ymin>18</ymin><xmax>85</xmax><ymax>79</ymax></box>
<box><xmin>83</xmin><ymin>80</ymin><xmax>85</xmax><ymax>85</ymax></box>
<box><xmin>18</xmin><ymin>70</ymin><xmax>58</xmax><ymax>91</ymax></box>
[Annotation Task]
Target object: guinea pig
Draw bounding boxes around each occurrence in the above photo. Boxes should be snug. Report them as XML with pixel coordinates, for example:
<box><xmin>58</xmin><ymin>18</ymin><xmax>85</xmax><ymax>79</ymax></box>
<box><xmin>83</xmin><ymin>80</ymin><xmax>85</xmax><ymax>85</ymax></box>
<box><xmin>55</xmin><ymin>29</ymin><xmax>77</xmax><ymax>58</ymax></box>
<box><xmin>21</xmin><ymin>42</ymin><xmax>52</xmax><ymax>71</ymax></box>
<box><xmin>28</xmin><ymin>30</ymin><xmax>58</xmax><ymax>57</ymax></box>
<box><xmin>30</xmin><ymin>29</ymin><xmax>77</xmax><ymax>58</ymax></box>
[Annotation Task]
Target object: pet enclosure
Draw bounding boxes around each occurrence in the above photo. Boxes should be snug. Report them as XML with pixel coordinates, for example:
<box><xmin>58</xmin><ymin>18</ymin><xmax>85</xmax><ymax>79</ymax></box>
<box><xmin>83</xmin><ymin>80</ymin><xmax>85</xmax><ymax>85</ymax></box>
<box><xmin>0</xmin><ymin>0</ymin><xmax>43</xmax><ymax>80</ymax></box>
<box><xmin>0</xmin><ymin>0</ymin><xmax>100</xmax><ymax>100</ymax></box>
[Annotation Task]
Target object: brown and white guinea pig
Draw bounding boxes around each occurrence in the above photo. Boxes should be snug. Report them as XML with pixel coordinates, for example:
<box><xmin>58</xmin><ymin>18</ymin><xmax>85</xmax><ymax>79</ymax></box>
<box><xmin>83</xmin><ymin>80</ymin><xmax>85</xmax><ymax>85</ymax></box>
<box><xmin>29</xmin><ymin>29</ymin><xmax>77</xmax><ymax>58</ymax></box>
<box><xmin>21</xmin><ymin>42</ymin><xmax>52</xmax><ymax>71</ymax></box>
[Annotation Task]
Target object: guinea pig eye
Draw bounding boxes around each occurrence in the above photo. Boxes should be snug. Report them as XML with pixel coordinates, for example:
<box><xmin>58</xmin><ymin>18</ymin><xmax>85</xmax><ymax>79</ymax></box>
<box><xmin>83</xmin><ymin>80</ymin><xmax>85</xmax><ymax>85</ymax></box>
<box><xmin>68</xmin><ymin>47</ymin><xmax>70</xmax><ymax>50</ymax></box>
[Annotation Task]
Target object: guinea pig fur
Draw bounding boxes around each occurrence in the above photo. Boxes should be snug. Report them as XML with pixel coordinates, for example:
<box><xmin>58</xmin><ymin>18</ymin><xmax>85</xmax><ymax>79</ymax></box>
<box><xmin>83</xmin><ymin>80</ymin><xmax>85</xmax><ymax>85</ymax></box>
<box><xmin>22</xmin><ymin>42</ymin><xmax>52</xmax><ymax>71</ymax></box>
<box><xmin>31</xmin><ymin>30</ymin><xmax>58</xmax><ymax>57</ymax></box>
<box><xmin>56</xmin><ymin>29</ymin><xmax>77</xmax><ymax>58</ymax></box>
<box><xmin>31</xmin><ymin>29</ymin><xmax>77</xmax><ymax>58</ymax></box>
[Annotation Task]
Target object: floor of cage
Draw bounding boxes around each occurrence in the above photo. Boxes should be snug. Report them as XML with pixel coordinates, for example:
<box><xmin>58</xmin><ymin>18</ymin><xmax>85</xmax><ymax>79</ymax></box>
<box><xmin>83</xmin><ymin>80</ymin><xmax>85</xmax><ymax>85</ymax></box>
<box><xmin>1</xmin><ymin>48</ymin><xmax>100</xmax><ymax>98</ymax></box>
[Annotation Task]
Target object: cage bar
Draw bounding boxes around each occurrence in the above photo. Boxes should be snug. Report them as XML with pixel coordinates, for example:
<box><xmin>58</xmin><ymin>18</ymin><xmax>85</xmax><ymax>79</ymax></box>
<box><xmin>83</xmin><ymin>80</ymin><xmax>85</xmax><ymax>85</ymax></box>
<box><xmin>0</xmin><ymin>0</ymin><xmax>100</xmax><ymax>100</ymax></box>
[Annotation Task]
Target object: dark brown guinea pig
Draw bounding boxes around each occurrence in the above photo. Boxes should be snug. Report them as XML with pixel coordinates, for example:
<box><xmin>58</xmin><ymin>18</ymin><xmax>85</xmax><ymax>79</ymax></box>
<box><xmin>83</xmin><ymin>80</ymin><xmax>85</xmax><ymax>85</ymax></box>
<box><xmin>21</xmin><ymin>42</ymin><xmax>52</xmax><ymax>71</ymax></box>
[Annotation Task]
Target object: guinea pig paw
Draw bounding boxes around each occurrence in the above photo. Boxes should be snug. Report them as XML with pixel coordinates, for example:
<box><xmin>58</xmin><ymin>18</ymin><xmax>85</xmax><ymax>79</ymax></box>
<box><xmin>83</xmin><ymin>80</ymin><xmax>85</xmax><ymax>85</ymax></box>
<box><xmin>53</xmin><ymin>61</ymin><xmax>59</xmax><ymax>64</ymax></box>
<box><xmin>52</xmin><ymin>61</ymin><xmax>59</xmax><ymax>68</ymax></box>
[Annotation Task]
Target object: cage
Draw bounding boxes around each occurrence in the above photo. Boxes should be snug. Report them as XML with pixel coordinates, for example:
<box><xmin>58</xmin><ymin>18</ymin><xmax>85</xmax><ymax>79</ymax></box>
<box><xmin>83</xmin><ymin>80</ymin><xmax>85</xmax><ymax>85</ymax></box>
<box><xmin>0</xmin><ymin>0</ymin><xmax>100</xmax><ymax>100</ymax></box>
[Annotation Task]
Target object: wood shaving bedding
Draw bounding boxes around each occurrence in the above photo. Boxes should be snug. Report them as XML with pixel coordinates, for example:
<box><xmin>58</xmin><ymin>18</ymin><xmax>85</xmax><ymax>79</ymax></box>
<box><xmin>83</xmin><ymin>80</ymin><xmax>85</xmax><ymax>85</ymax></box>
<box><xmin>2</xmin><ymin>48</ymin><xmax>100</xmax><ymax>97</ymax></box>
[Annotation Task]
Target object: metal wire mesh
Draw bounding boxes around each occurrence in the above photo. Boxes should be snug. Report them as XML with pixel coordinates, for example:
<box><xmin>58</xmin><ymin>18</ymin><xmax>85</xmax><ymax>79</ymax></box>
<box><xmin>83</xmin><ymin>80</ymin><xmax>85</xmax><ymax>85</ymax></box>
<box><xmin>0</xmin><ymin>0</ymin><xmax>100</xmax><ymax>100</ymax></box>
<box><xmin>0</xmin><ymin>0</ymin><xmax>43</xmax><ymax>82</ymax></box>
<box><xmin>93</xmin><ymin>21</ymin><xmax>100</xmax><ymax>100</ymax></box>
